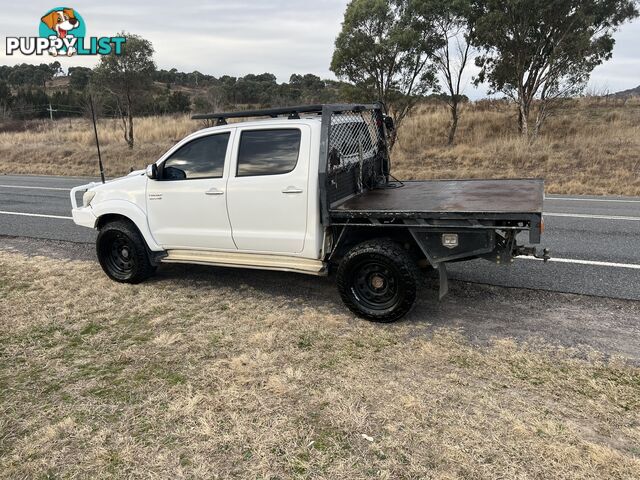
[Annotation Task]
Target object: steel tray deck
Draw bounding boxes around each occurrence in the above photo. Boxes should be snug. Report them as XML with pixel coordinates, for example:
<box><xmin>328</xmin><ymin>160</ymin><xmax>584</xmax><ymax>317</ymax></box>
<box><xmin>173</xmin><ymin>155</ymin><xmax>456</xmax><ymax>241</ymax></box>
<box><xmin>329</xmin><ymin>179</ymin><xmax>544</xmax><ymax>218</ymax></box>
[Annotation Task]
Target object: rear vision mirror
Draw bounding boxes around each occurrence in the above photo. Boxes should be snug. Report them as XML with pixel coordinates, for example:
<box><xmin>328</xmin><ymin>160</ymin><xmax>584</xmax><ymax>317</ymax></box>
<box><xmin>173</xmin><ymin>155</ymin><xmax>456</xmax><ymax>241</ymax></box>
<box><xmin>383</xmin><ymin>116</ymin><xmax>395</xmax><ymax>131</ymax></box>
<box><xmin>146</xmin><ymin>163</ymin><xmax>158</xmax><ymax>180</ymax></box>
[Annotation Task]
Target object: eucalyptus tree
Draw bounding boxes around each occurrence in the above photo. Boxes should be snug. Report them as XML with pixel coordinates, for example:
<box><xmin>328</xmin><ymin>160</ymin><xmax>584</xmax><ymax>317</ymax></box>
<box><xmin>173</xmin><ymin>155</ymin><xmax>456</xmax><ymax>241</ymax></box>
<box><xmin>331</xmin><ymin>0</ymin><xmax>442</xmax><ymax>146</ymax></box>
<box><xmin>470</xmin><ymin>0</ymin><xmax>639</xmax><ymax>136</ymax></box>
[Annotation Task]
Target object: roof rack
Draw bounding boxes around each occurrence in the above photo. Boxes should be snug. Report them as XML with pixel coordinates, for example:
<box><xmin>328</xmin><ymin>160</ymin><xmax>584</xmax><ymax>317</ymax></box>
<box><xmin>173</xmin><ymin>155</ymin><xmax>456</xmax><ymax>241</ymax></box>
<box><xmin>191</xmin><ymin>104</ymin><xmax>375</xmax><ymax>125</ymax></box>
<box><xmin>191</xmin><ymin>105</ymin><xmax>324</xmax><ymax>125</ymax></box>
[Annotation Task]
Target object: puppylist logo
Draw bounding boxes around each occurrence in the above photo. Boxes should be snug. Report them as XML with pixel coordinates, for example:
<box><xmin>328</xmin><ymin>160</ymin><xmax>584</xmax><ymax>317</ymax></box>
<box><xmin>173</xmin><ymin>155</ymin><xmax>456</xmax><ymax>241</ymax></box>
<box><xmin>6</xmin><ymin>7</ymin><xmax>126</xmax><ymax>57</ymax></box>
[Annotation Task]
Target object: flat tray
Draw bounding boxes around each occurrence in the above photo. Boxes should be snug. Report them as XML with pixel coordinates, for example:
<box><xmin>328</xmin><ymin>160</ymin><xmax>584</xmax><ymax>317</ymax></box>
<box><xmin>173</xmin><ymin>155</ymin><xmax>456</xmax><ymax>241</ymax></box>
<box><xmin>330</xmin><ymin>179</ymin><xmax>544</xmax><ymax>216</ymax></box>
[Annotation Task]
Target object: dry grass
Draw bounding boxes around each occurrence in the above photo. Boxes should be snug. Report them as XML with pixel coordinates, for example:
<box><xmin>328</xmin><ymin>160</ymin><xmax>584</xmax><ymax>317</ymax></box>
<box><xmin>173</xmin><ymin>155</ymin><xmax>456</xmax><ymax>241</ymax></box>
<box><xmin>393</xmin><ymin>99</ymin><xmax>640</xmax><ymax>196</ymax></box>
<box><xmin>0</xmin><ymin>115</ymin><xmax>198</xmax><ymax>178</ymax></box>
<box><xmin>1</xmin><ymin>250</ymin><xmax>639</xmax><ymax>479</ymax></box>
<box><xmin>0</xmin><ymin>98</ymin><xmax>639</xmax><ymax>195</ymax></box>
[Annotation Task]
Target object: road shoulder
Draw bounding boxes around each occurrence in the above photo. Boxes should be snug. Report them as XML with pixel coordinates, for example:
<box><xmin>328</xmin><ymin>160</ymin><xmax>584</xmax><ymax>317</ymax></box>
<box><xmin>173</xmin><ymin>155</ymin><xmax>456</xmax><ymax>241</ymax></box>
<box><xmin>2</xmin><ymin>236</ymin><xmax>639</xmax><ymax>362</ymax></box>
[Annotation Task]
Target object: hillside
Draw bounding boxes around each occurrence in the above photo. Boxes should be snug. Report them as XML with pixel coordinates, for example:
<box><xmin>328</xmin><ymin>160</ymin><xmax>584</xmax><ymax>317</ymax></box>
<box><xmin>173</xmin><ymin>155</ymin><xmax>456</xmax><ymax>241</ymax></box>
<box><xmin>0</xmin><ymin>98</ymin><xmax>639</xmax><ymax>196</ymax></box>
<box><xmin>392</xmin><ymin>98</ymin><xmax>640</xmax><ymax>196</ymax></box>
<box><xmin>614</xmin><ymin>85</ymin><xmax>640</xmax><ymax>98</ymax></box>
<box><xmin>46</xmin><ymin>75</ymin><xmax>202</xmax><ymax>96</ymax></box>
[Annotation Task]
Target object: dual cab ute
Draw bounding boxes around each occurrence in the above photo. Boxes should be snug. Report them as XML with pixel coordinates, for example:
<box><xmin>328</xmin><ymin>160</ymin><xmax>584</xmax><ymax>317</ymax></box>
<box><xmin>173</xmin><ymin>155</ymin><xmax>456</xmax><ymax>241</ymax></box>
<box><xmin>71</xmin><ymin>104</ymin><xmax>548</xmax><ymax>322</ymax></box>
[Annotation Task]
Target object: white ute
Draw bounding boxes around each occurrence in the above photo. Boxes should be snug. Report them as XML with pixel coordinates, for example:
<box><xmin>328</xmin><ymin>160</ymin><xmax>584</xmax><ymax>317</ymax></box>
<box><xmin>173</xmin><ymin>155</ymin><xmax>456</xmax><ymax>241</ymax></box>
<box><xmin>71</xmin><ymin>104</ymin><xmax>547</xmax><ymax>322</ymax></box>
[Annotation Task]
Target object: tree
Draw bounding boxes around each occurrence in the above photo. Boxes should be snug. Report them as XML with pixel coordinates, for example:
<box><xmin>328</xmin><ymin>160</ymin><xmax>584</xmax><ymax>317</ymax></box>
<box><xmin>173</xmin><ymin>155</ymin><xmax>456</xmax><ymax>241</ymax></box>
<box><xmin>412</xmin><ymin>0</ymin><xmax>474</xmax><ymax>145</ymax></box>
<box><xmin>331</xmin><ymin>0</ymin><xmax>441</xmax><ymax>145</ymax></box>
<box><xmin>289</xmin><ymin>74</ymin><xmax>326</xmax><ymax>102</ymax></box>
<box><xmin>69</xmin><ymin>66</ymin><xmax>93</xmax><ymax>91</ymax></box>
<box><xmin>235</xmin><ymin>73</ymin><xmax>279</xmax><ymax>105</ymax></box>
<box><xmin>166</xmin><ymin>91</ymin><xmax>191</xmax><ymax>113</ymax></box>
<box><xmin>0</xmin><ymin>81</ymin><xmax>11</xmax><ymax>118</ymax></box>
<box><xmin>49</xmin><ymin>61</ymin><xmax>62</xmax><ymax>78</ymax></box>
<box><xmin>92</xmin><ymin>32</ymin><xmax>156</xmax><ymax>148</ymax></box>
<box><xmin>471</xmin><ymin>0</ymin><xmax>639</xmax><ymax>136</ymax></box>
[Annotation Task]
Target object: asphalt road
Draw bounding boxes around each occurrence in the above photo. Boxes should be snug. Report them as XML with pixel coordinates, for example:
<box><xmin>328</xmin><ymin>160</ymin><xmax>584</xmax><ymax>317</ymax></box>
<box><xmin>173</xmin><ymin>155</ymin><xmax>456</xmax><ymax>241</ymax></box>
<box><xmin>1</xmin><ymin>174</ymin><xmax>639</xmax><ymax>301</ymax></box>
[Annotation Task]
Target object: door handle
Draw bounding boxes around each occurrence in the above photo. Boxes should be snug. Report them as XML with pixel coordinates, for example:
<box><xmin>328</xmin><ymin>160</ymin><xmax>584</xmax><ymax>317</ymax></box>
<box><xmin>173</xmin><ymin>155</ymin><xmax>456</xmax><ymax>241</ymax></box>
<box><xmin>282</xmin><ymin>187</ymin><xmax>304</xmax><ymax>194</ymax></box>
<box><xmin>205</xmin><ymin>188</ymin><xmax>224</xmax><ymax>196</ymax></box>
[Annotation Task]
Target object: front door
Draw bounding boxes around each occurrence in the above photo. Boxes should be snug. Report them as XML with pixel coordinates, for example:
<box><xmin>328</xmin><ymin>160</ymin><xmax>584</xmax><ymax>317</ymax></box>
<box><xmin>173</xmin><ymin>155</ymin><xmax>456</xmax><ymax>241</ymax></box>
<box><xmin>147</xmin><ymin>130</ymin><xmax>236</xmax><ymax>250</ymax></box>
<box><xmin>226</xmin><ymin>126</ymin><xmax>310</xmax><ymax>253</ymax></box>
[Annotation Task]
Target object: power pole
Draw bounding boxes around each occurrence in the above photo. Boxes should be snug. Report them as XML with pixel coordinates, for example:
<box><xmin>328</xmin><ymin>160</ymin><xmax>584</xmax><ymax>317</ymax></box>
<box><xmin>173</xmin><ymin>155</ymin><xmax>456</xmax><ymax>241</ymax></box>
<box><xmin>47</xmin><ymin>103</ymin><xmax>57</xmax><ymax>121</ymax></box>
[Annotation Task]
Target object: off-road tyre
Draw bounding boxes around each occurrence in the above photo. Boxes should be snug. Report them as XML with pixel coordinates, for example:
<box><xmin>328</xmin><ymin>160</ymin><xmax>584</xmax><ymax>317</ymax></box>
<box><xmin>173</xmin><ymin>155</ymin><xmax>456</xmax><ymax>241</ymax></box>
<box><xmin>337</xmin><ymin>239</ymin><xmax>419</xmax><ymax>323</ymax></box>
<box><xmin>97</xmin><ymin>219</ymin><xmax>156</xmax><ymax>284</ymax></box>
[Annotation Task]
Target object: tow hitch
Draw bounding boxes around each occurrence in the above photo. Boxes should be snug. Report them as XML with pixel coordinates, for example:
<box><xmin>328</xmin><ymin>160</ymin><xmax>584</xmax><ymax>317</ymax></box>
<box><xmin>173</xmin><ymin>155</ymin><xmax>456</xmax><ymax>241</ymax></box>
<box><xmin>517</xmin><ymin>246</ymin><xmax>551</xmax><ymax>262</ymax></box>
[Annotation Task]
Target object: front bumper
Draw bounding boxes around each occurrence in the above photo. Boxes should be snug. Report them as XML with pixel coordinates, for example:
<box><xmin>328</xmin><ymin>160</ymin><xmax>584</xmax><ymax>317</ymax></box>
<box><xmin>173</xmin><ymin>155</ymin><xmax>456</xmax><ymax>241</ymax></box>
<box><xmin>70</xmin><ymin>182</ymin><xmax>101</xmax><ymax>228</ymax></box>
<box><xmin>72</xmin><ymin>206</ymin><xmax>98</xmax><ymax>228</ymax></box>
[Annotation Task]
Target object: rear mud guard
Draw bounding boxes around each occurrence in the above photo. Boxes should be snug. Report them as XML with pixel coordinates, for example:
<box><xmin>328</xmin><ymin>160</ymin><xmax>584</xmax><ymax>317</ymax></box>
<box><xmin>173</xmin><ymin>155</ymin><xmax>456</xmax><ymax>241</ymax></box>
<box><xmin>437</xmin><ymin>263</ymin><xmax>449</xmax><ymax>300</ymax></box>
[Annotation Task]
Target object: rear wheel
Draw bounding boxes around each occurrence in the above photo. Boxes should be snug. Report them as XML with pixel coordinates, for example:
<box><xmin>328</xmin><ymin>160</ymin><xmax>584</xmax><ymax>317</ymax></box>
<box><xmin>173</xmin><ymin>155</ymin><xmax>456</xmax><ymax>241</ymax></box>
<box><xmin>337</xmin><ymin>239</ymin><xmax>419</xmax><ymax>323</ymax></box>
<box><xmin>97</xmin><ymin>219</ymin><xmax>156</xmax><ymax>284</ymax></box>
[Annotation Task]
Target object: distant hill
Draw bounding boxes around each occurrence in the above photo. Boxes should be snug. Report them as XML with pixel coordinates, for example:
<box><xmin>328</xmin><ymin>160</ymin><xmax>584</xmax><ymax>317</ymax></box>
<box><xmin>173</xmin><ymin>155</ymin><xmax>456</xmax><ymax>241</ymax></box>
<box><xmin>613</xmin><ymin>85</ymin><xmax>640</xmax><ymax>98</ymax></box>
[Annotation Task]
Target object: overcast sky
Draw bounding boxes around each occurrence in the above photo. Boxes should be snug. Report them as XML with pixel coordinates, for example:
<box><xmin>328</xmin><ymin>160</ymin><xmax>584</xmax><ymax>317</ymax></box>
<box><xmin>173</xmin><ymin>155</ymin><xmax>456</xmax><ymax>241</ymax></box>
<box><xmin>1</xmin><ymin>0</ymin><xmax>638</xmax><ymax>98</ymax></box>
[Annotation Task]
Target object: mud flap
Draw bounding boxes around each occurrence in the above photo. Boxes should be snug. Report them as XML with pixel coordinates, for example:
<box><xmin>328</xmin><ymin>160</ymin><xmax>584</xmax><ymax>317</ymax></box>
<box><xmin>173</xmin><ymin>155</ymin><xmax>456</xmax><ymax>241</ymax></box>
<box><xmin>438</xmin><ymin>263</ymin><xmax>449</xmax><ymax>300</ymax></box>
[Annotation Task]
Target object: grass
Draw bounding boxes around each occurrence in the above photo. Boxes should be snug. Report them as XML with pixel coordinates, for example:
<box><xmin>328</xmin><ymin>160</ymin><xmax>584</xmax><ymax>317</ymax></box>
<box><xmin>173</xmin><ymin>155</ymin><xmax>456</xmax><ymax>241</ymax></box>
<box><xmin>1</xmin><ymin>250</ymin><xmax>639</xmax><ymax>478</ymax></box>
<box><xmin>0</xmin><ymin>114</ymin><xmax>195</xmax><ymax>178</ymax></box>
<box><xmin>0</xmin><ymin>97</ymin><xmax>639</xmax><ymax>196</ymax></box>
<box><xmin>393</xmin><ymin>98</ymin><xmax>640</xmax><ymax>196</ymax></box>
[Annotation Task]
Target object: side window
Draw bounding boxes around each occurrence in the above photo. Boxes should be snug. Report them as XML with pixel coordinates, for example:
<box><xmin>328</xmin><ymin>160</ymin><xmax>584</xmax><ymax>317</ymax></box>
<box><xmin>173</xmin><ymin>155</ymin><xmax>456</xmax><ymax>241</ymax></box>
<box><xmin>237</xmin><ymin>129</ymin><xmax>301</xmax><ymax>177</ymax></box>
<box><xmin>162</xmin><ymin>133</ymin><xmax>230</xmax><ymax>181</ymax></box>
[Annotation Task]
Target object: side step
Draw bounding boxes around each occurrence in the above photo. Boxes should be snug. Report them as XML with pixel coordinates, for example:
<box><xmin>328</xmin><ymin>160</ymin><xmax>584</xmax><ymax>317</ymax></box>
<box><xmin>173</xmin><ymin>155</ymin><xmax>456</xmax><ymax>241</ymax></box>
<box><xmin>162</xmin><ymin>250</ymin><xmax>328</xmax><ymax>276</ymax></box>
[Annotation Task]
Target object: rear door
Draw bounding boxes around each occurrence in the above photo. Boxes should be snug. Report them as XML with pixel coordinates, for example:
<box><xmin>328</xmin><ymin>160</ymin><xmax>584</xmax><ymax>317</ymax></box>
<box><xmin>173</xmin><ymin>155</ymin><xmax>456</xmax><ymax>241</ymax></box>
<box><xmin>226</xmin><ymin>126</ymin><xmax>310</xmax><ymax>253</ymax></box>
<box><xmin>147</xmin><ymin>130</ymin><xmax>236</xmax><ymax>250</ymax></box>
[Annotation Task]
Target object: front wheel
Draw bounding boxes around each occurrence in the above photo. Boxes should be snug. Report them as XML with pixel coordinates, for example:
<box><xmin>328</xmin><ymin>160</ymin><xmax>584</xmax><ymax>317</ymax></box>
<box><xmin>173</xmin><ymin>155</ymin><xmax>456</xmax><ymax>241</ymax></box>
<box><xmin>337</xmin><ymin>239</ymin><xmax>419</xmax><ymax>323</ymax></box>
<box><xmin>96</xmin><ymin>219</ymin><xmax>156</xmax><ymax>284</ymax></box>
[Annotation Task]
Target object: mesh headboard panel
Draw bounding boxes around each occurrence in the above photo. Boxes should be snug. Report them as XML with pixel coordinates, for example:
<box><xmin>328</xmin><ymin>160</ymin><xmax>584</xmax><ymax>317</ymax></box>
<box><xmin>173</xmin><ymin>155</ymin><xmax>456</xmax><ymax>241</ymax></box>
<box><xmin>326</xmin><ymin>108</ymin><xmax>387</xmax><ymax>206</ymax></box>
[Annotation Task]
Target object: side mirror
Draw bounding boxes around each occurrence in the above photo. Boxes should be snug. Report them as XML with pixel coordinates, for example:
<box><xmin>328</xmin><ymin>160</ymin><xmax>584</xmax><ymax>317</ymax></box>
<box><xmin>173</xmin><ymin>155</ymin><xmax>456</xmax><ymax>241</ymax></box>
<box><xmin>146</xmin><ymin>163</ymin><xmax>158</xmax><ymax>180</ymax></box>
<box><xmin>383</xmin><ymin>116</ymin><xmax>395</xmax><ymax>132</ymax></box>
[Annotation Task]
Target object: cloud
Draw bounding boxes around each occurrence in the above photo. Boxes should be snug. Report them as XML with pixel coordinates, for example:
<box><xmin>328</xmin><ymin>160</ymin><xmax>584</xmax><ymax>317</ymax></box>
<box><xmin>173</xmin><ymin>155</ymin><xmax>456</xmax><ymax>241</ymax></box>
<box><xmin>0</xmin><ymin>0</ymin><xmax>350</xmax><ymax>82</ymax></box>
<box><xmin>0</xmin><ymin>0</ymin><xmax>638</xmax><ymax>97</ymax></box>
<box><xmin>589</xmin><ymin>20</ymin><xmax>640</xmax><ymax>94</ymax></box>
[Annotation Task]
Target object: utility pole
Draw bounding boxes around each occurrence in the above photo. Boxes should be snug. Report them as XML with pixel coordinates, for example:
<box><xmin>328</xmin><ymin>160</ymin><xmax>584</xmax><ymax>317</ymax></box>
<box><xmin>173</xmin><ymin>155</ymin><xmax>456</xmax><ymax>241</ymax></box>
<box><xmin>47</xmin><ymin>103</ymin><xmax>57</xmax><ymax>121</ymax></box>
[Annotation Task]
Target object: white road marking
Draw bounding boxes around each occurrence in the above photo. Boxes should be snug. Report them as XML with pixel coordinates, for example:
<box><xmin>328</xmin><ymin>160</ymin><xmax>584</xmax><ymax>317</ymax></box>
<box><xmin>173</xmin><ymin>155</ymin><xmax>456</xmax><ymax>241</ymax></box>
<box><xmin>544</xmin><ymin>212</ymin><xmax>640</xmax><ymax>222</ymax></box>
<box><xmin>520</xmin><ymin>256</ymin><xmax>640</xmax><ymax>270</ymax></box>
<box><xmin>0</xmin><ymin>208</ymin><xmax>639</xmax><ymax>272</ymax></box>
<box><xmin>547</xmin><ymin>196</ymin><xmax>640</xmax><ymax>204</ymax></box>
<box><xmin>0</xmin><ymin>184</ymin><xmax>70</xmax><ymax>191</ymax></box>
<box><xmin>0</xmin><ymin>210</ymin><xmax>72</xmax><ymax>220</ymax></box>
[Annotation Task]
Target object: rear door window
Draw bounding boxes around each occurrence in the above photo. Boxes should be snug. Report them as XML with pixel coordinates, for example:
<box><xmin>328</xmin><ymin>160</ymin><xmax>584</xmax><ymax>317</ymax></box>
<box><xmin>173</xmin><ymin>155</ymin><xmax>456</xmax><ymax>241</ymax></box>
<box><xmin>237</xmin><ymin>129</ymin><xmax>301</xmax><ymax>177</ymax></box>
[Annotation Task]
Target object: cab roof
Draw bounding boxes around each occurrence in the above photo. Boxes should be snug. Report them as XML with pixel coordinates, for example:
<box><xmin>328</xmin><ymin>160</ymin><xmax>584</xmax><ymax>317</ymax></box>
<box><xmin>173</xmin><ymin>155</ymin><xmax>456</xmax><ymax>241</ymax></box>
<box><xmin>189</xmin><ymin>103</ymin><xmax>381</xmax><ymax>137</ymax></box>
<box><xmin>192</xmin><ymin>103</ymin><xmax>380</xmax><ymax>124</ymax></box>
<box><xmin>191</xmin><ymin>116</ymin><xmax>323</xmax><ymax>137</ymax></box>
<box><xmin>192</xmin><ymin>104</ymin><xmax>325</xmax><ymax>124</ymax></box>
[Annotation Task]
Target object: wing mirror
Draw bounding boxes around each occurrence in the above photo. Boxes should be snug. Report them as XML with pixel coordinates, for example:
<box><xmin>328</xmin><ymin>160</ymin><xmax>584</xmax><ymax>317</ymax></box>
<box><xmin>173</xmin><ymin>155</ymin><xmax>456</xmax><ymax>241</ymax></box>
<box><xmin>146</xmin><ymin>164</ymin><xmax>158</xmax><ymax>180</ymax></box>
<box><xmin>383</xmin><ymin>115</ymin><xmax>395</xmax><ymax>132</ymax></box>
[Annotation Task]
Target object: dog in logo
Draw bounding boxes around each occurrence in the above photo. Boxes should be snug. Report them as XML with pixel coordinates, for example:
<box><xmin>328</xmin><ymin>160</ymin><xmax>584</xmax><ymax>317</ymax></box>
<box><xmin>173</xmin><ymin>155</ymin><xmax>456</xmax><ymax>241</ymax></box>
<box><xmin>41</xmin><ymin>8</ymin><xmax>79</xmax><ymax>56</ymax></box>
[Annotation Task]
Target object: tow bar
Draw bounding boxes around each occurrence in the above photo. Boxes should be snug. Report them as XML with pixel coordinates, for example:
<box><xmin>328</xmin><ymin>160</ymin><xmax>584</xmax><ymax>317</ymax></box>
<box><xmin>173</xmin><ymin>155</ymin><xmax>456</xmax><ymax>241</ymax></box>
<box><xmin>517</xmin><ymin>246</ymin><xmax>551</xmax><ymax>262</ymax></box>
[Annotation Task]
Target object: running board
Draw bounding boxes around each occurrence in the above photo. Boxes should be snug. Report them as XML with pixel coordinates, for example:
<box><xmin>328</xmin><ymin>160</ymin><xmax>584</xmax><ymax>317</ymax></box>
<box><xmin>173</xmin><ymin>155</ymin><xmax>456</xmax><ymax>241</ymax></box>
<box><xmin>162</xmin><ymin>250</ymin><xmax>328</xmax><ymax>276</ymax></box>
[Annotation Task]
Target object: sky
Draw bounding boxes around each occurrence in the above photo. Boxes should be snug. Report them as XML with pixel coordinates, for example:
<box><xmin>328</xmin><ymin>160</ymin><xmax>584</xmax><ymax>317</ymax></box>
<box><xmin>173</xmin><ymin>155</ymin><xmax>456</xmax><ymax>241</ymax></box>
<box><xmin>1</xmin><ymin>0</ymin><xmax>639</xmax><ymax>99</ymax></box>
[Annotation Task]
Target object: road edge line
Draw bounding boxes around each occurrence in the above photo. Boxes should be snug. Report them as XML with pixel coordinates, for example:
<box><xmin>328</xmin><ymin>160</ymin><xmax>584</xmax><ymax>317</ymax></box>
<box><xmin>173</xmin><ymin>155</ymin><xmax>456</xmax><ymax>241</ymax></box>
<box><xmin>0</xmin><ymin>210</ymin><xmax>73</xmax><ymax>220</ymax></box>
<box><xmin>520</xmin><ymin>256</ymin><xmax>640</xmax><ymax>270</ymax></box>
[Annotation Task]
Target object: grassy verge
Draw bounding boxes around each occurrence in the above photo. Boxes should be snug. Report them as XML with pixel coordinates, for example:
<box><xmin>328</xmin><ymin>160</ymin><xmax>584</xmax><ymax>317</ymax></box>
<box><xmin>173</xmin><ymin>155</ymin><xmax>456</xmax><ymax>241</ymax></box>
<box><xmin>1</xmin><ymin>251</ymin><xmax>639</xmax><ymax>478</ymax></box>
<box><xmin>0</xmin><ymin>98</ymin><xmax>639</xmax><ymax>196</ymax></box>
